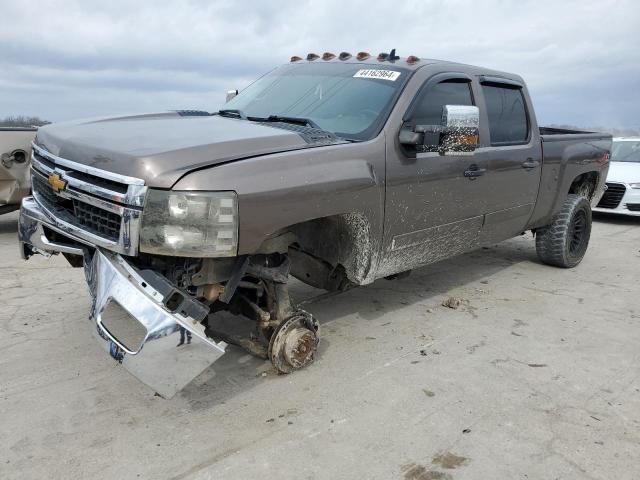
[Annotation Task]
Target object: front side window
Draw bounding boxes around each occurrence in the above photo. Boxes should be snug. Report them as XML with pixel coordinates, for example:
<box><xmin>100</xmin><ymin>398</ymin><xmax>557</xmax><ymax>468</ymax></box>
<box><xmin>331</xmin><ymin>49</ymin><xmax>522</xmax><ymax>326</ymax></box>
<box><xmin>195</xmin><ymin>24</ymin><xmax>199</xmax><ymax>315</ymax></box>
<box><xmin>482</xmin><ymin>84</ymin><xmax>528</xmax><ymax>145</ymax></box>
<box><xmin>410</xmin><ymin>80</ymin><xmax>474</xmax><ymax>126</ymax></box>
<box><xmin>611</xmin><ymin>140</ymin><xmax>640</xmax><ymax>162</ymax></box>
<box><xmin>224</xmin><ymin>63</ymin><xmax>411</xmax><ymax>141</ymax></box>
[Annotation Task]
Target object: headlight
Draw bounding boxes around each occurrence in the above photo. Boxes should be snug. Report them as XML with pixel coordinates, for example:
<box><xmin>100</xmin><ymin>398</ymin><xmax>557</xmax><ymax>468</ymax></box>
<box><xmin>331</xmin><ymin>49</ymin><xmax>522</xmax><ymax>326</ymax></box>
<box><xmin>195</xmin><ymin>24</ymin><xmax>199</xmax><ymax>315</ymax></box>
<box><xmin>629</xmin><ymin>182</ymin><xmax>640</xmax><ymax>189</ymax></box>
<box><xmin>140</xmin><ymin>190</ymin><xmax>238</xmax><ymax>257</ymax></box>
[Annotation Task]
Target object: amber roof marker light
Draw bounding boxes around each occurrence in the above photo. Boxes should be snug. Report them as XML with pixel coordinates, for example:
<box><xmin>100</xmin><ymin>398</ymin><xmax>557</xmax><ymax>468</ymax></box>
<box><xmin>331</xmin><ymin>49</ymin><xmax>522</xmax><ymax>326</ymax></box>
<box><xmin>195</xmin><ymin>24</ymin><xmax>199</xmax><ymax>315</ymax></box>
<box><xmin>293</xmin><ymin>50</ymin><xmax>412</xmax><ymax>63</ymax></box>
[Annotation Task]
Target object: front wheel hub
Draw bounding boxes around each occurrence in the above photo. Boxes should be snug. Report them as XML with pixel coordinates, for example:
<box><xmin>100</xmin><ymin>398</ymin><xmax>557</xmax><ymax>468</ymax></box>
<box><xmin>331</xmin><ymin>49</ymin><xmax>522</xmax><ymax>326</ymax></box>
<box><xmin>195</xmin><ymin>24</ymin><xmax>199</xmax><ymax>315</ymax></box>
<box><xmin>269</xmin><ymin>311</ymin><xmax>319</xmax><ymax>373</ymax></box>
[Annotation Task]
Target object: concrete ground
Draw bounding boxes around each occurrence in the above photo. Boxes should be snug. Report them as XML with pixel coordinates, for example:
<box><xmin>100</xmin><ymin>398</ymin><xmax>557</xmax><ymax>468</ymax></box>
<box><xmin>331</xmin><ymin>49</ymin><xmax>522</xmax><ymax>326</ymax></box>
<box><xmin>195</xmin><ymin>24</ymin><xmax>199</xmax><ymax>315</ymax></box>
<box><xmin>1</xmin><ymin>210</ymin><xmax>639</xmax><ymax>480</ymax></box>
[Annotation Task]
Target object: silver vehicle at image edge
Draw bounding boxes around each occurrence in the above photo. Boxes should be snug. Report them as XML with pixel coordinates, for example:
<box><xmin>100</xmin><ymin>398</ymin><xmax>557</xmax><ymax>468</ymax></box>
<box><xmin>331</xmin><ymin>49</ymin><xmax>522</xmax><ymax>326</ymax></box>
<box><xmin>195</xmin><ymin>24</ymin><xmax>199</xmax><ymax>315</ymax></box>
<box><xmin>0</xmin><ymin>127</ymin><xmax>37</xmax><ymax>214</ymax></box>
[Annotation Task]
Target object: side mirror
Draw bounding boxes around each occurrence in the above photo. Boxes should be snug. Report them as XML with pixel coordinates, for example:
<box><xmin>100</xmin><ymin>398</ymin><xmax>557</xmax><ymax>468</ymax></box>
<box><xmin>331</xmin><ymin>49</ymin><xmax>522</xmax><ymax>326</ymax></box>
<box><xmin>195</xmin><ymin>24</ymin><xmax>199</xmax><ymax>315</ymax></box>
<box><xmin>440</xmin><ymin>105</ymin><xmax>479</xmax><ymax>155</ymax></box>
<box><xmin>399</xmin><ymin>105</ymin><xmax>480</xmax><ymax>155</ymax></box>
<box><xmin>226</xmin><ymin>89</ymin><xmax>238</xmax><ymax>102</ymax></box>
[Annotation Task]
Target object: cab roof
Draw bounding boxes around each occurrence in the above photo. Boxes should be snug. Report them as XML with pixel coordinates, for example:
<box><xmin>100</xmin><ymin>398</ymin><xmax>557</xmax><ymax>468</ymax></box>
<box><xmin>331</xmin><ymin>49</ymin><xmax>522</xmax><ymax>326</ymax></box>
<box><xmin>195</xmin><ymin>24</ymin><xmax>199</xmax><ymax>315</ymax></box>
<box><xmin>288</xmin><ymin>51</ymin><xmax>522</xmax><ymax>83</ymax></box>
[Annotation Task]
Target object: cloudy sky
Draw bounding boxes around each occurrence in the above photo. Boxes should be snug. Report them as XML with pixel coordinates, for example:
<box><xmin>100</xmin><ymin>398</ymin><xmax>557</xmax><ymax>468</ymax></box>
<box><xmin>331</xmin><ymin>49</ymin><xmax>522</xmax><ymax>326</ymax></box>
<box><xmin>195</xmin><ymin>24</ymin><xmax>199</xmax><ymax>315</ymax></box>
<box><xmin>1</xmin><ymin>0</ymin><xmax>639</xmax><ymax>127</ymax></box>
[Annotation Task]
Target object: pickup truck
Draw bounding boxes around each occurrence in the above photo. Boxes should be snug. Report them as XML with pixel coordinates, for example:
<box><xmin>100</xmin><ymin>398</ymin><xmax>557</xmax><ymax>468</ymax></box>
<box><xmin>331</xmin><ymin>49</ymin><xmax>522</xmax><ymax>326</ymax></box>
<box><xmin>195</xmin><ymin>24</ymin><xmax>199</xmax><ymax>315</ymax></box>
<box><xmin>0</xmin><ymin>127</ymin><xmax>37</xmax><ymax>214</ymax></box>
<box><xmin>18</xmin><ymin>51</ymin><xmax>612</xmax><ymax>397</ymax></box>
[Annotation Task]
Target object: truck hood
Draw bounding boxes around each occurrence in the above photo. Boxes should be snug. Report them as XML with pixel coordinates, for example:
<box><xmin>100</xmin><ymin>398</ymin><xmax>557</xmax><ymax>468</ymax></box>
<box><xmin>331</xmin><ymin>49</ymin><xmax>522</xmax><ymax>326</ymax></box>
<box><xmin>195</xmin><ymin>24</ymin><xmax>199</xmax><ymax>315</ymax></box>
<box><xmin>607</xmin><ymin>161</ymin><xmax>640</xmax><ymax>184</ymax></box>
<box><xmin>35</xmin><ymin>112</ymin><xmax>341</xmax><ymax>188</ymax></box>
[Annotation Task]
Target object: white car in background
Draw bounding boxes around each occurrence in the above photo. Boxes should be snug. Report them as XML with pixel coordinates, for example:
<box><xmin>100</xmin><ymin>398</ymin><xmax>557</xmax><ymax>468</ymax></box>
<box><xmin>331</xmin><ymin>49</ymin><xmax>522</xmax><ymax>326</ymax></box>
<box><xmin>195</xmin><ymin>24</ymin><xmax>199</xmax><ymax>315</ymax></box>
<box><xmin>593</xmin><ymin>137</ymin><xmax>640</xmax><ymax>216</ymax></box>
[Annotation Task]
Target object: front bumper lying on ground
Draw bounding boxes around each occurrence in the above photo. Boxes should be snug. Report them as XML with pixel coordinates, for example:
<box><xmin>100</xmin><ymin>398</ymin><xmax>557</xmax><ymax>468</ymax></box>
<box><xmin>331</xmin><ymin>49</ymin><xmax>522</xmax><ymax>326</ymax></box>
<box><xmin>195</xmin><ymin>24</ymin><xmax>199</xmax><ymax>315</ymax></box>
<box><xmin>19</xmin><ymin>196</ymin><xmax>227</xmax><ymax>398</ymax></box>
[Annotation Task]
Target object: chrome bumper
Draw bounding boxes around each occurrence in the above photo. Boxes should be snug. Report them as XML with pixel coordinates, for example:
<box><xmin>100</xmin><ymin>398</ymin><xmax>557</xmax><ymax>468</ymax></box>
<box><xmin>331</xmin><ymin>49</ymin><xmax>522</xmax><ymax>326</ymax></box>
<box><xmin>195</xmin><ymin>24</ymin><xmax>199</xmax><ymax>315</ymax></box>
<box><xmin>19</xmin><ymin>196</ymin><xmax>227</xmax><ymax>398</ymax></box>
<box><xmin>19</xmin><ymin>196</ymin><xmax>87</xmax><ymax>258</ymax></box>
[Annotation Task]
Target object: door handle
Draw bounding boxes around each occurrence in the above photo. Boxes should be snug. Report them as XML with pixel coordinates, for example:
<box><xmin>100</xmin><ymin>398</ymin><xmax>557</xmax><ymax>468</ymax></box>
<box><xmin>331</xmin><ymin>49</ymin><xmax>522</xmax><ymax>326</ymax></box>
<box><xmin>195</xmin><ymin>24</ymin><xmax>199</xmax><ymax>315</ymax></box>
<box><xmin>521</xmin><ymin>158</ymin><xmax>540</xmax><ymax>169</ymax></box>
<box><xmin>464</xmin><ymin>164</ymin><xmax>486</xmax><ymax>179</ymax></box>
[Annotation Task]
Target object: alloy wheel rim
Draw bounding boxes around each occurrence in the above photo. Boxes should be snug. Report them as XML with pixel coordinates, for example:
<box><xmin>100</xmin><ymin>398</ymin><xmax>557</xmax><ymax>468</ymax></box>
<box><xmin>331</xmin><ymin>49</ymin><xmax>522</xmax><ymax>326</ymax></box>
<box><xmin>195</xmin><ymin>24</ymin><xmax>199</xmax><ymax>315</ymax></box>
<box><xmin>569</xmin><ymin>209</ymin><xmax>588</xmax><ymax>255</ymax></box>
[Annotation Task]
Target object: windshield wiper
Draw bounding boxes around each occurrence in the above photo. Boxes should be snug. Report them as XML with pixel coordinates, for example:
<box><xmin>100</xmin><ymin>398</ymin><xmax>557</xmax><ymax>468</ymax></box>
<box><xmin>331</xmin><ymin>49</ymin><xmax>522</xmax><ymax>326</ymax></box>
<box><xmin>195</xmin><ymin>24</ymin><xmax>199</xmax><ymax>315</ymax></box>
<box><xmin>248</xmin><ymin>115</ymin><xmax>321</xmax><ymax>130</ymax></box>
<box><xmin>219</xmin><ymin>110</ymin><xmax>316</xmax><ymax>128</ymax></box>
<box><xmin>223</xmin><ymin>111</ymin><xmax>357</xmax><ymax>142</ymax></box>
<box><xmin>217</xmin><ymin>109</ymin><xmax>247</xmax><ymax>119</ymax></box>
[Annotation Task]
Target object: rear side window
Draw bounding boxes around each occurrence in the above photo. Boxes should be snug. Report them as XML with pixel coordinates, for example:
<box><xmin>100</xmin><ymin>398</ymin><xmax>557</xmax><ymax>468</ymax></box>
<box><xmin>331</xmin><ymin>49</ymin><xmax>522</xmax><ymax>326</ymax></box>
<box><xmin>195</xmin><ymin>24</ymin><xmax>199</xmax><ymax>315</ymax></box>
<box><xmin>481</xmin><ymin>84</ymin><xmax>528</xmax><ymax>144</ymax></box>
<box><xmin>411</xmin><ymin>80</ymin><xmax>474</xmax><ymax>126</ymax></box>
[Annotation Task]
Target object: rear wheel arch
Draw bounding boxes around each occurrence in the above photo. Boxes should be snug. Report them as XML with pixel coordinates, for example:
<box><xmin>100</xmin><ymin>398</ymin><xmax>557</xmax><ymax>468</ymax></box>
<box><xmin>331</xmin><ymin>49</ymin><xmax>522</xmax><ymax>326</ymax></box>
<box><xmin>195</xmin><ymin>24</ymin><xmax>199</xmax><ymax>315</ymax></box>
<box><xmin>568</xmin><ymin>171</ymin><xmax>599</xmax><ymax>200</ymax></box>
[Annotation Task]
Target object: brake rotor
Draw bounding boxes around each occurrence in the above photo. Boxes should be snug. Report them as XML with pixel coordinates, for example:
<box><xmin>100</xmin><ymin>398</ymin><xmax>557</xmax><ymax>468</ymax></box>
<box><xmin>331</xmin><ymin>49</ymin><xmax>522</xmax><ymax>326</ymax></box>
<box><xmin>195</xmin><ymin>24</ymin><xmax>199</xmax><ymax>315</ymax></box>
<box><xmin>269</xmin><ymin>310</ymin><xmax>320</xmax><ymax>374</ymax></box>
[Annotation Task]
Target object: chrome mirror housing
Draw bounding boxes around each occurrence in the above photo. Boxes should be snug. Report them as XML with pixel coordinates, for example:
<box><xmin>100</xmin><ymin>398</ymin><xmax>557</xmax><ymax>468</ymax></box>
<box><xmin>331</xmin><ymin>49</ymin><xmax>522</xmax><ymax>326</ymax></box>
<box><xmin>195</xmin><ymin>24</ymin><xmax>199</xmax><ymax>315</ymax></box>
<box><xmin>399</xmin><ymin>105</ymin><xmax>480</xmax><ymax>155</ymax></box>
<box><xmin>440</xmin><ymin>105</ymin><xmax>480</xmax><ymax>155</ymax></box>
<box><xmin>225</xmin><ymin>89</ymin><xmax>238</xmax><ymax>102</ymax></box>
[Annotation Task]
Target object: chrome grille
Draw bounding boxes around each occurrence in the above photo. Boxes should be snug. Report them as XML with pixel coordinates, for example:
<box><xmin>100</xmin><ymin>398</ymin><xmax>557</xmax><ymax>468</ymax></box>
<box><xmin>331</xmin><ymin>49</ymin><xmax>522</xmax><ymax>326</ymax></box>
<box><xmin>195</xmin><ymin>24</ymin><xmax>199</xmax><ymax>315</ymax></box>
<box><xmin>72</xmin><ymin>200</ymin><xmax>121</xmax><ymax>240</ymax></box>
<box><xmin>596</xmin><ymin>182</ymin><xmax>626</xmax><ymax>209</ymax></box>
<box><xmin>32</xmin><ymin>174</ymin><xmax>70</xmax><ymax>215</ymax></box>
<box><xmin>34</xmin><ymin>150</ymin><xmax>127</xmax><ymax>194</ymax></box>
<box><xmin>32</xmin><ymin>173</ymin><xmax>122</xmax><ymax>242</ymax></box>
<box><xmin>30</xmin><ymin>143</ymin><xmax>146</xmax><ymax>254</ymax></box>
<box><xmin>66</xmin><ymin>169</ymin><xmax>129</xmax><ymax>194</ymax></box>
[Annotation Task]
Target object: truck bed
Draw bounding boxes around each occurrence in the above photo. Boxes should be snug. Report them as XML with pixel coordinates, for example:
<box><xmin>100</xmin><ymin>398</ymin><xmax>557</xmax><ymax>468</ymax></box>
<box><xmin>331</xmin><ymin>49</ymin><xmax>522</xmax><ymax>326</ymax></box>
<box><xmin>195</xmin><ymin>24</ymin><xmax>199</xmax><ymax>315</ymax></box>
<box><xmin>528</xmin><ymin>127</ymin><xmax>611</xmax><ymax>230</ymax></box>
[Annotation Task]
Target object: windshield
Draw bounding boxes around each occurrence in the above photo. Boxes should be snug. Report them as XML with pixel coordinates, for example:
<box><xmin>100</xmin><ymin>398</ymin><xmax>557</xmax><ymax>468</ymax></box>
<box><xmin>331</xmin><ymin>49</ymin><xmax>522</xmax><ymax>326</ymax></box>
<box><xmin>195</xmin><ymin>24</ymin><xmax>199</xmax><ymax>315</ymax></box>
<box><xmin>224</xmin><ymin>63</ymin><xmax>411</xmax><ymax>140</ymax></box>
<box><xmin>611</xmin><ymin>140</ymin><xmax>640</xmax><ymax>162</ymax></box>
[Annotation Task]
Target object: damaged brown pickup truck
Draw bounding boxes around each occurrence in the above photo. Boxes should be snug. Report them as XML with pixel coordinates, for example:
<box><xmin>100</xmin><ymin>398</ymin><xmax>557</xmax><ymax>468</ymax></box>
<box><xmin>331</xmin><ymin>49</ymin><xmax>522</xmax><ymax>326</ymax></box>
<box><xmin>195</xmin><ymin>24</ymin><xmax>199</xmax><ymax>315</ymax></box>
<box><xmin>18</xmin><ymin>51</ymin><xmax>611</xmax><ymax>397</ymax></box>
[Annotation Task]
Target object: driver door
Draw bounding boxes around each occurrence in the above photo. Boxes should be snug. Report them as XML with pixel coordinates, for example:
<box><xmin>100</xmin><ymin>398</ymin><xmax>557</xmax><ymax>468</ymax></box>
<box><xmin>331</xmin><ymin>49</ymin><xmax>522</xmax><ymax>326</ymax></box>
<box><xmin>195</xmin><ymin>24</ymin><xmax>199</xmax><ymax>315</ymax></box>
<box><xmin>379</xmin><ymin>73</ymin><xmax>491</xmax><ymax>276</ymax></box>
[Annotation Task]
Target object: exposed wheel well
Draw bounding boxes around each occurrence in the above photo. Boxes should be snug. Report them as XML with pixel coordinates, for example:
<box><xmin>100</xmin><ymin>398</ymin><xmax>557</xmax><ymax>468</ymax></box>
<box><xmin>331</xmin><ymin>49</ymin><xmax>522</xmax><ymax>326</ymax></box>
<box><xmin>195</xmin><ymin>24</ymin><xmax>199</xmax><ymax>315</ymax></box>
<box><xmin>568</xmin><ymin>172</ymin><xmax>599</xmax><ymax>200</ymax></box>
<box><xmin>274</xmin><ymin>213</ymin><xmax>376</xmax><ymax>287</ymax></box>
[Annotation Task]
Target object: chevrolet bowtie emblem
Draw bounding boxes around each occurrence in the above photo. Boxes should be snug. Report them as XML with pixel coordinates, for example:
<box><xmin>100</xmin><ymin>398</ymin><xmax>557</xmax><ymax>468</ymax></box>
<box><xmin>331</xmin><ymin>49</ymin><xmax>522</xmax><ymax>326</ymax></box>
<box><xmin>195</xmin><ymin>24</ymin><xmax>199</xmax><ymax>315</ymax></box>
<box><xmin>47</xmin><ymin>173</ymin><xmax>67</xmax><ymax>193</ymax></box>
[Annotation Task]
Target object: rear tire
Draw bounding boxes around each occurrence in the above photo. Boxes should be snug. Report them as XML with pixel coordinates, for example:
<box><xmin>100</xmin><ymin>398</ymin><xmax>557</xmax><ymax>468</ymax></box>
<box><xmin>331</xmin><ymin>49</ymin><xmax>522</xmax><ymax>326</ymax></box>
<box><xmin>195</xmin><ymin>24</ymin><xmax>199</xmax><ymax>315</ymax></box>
<box><xmin>535</xmin><ymin>194</ymin><xmax>592</xmax><ymax>268</ymax></box>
